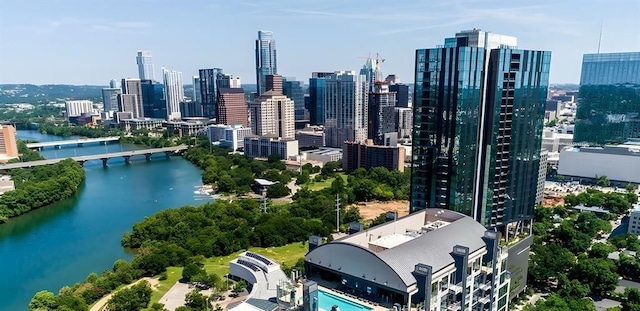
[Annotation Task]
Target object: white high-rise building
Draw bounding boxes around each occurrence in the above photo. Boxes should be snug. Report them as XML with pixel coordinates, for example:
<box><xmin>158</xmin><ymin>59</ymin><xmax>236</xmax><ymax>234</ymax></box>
<box><xmin>249</xmin><ymin>90</ymin><xmax>295</xmax><ymax>139</ymax></box>
<box><xmin>65</xmin><ymin>100</ymin><xmax>95</xmax><ymax>116</ymax></box>
<box><xmin>192</xmin><ymin>76</ymin><xmax>202</xmax><ymax>102</ymax></box>
<box><xmin>109</xmin><ymin>79</ymin><xmax>120</xmax><ymax>89</ymax></box>
<box><xmin>324</xmin><ymin>71</ymin><xmax>368</xmax><ymax>147</ymax></box>
<box><xmin>136</xmin><ymin>51</ymin><xmax>155</xmax><ymax>81</ymax></box>
<box><xmin>163</xmin><ymin>68</ymin><xmax>184</xmax><ymax>121</ymax></box>
<box><xmin>217</xmin><ymin>74</ymin><xmax>242</xmax><ymax>88</ymax></box>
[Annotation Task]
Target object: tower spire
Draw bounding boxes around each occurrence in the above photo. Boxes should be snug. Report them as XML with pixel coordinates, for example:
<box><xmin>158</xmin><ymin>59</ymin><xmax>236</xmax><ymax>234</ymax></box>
<box><xmin>597</xmin><ymin>19</ymin><xmax>604</xmax><ymax>54</ymax></box>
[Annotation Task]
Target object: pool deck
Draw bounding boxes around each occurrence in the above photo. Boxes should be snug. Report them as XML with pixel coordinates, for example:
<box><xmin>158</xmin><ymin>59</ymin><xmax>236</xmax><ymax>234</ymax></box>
<box><xmin>291</xmin><ymin>282</ymin><xmax>389</xmax><ymax>311</ymax></box>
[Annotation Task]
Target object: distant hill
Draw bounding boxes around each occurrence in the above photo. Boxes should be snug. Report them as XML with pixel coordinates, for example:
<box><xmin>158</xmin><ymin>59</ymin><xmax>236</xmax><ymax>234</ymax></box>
<box><xmin>0</xmin><ymin>84</ymin><xmax>105</xmax><ymax>104</ymax></box>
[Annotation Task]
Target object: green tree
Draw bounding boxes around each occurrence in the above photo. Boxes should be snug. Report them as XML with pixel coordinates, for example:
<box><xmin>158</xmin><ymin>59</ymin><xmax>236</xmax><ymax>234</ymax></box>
<box><xmin>266</xmin><ymin>183</ymin><xmax>290</xmax><ymax>198</ymax></box>
<box><xmin>182</xmin><ymin>262</ymin><xmax>205</xmax><ymax>282</ymax></box>
<box><xmin>232</xmin><ymin>280</ymin><xmax>247</xmax><ymax>293</ymax></box>
<box><xmin>588</xmin><ymin>243</ymin><xmax>615</xmax><ymax>259</ymax></box>
<box><xmin>596</xmin><ymin>175</ymin><xmax>611</xmax><ymax>187</ymax></box>
<box><xmin>29</xmin><ymin>290</ymin><xmax>57</xmax><ymax>311</ymax></box>
<box><xmin>571</xmin><ymin>258</ymin><xmax>618</xmax><ymax>295</ymax></box>
<box><xmin>185</xmin><ymin>290</ymin><xmax>209</xmax><ymax>311</ymax></box>
<box><xmin>106</xmin><ymin>281</ymin><xmax>153</xmax><ymax>311</ymax></box>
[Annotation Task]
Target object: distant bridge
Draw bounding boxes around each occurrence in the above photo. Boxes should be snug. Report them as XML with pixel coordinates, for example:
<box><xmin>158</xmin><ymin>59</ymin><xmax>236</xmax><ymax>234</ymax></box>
<box><xmin>26</xmin><ymin>137</ymin><xmax>121</xmax><ymax>149</ymax></box>
<box><xmin>0</xmin><ymin>145</ymin><xmax>188</xmax><ymax>169</ymax></box>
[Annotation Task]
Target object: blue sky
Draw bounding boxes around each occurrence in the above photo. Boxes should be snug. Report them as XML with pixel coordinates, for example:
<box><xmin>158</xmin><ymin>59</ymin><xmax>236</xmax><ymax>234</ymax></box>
<box><xmin>1</xmin><ymin>0</ymin><xmax>639</xmax><ymax>85</ymax></box>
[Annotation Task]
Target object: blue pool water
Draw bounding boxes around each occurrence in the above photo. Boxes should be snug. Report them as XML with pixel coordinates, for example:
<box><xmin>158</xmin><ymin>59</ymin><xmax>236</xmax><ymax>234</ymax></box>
<box><xmin>317</xmin><ymin>290</ymin><xmax>373</xmax><ymax>311</ymax></box>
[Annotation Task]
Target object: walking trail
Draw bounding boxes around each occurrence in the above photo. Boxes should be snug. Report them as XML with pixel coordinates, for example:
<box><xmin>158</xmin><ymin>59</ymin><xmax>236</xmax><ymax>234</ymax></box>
<box><xmin>89</xmin><ymin>277</ymin><xmax>159</xmax><ymax>311</ymax></box>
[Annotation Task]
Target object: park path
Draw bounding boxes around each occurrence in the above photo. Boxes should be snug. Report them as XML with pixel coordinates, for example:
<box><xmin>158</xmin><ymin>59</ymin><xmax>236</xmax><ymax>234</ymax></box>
<box><xmin>89</xmin><ymin>277</ymin><xmax>158</xmax><ymax>311</ymax></box>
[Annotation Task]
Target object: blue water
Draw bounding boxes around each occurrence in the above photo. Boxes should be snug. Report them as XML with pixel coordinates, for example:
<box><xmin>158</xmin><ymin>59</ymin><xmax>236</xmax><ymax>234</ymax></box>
<box><xmin>0</xmin><ymin>131</ymin><xmax>209</xmax><ymax>311</ymax></box>
<box><xmin>317</xmin><ymin>290</ymin><xmax>373</xmax><ymax>311</ymax></box>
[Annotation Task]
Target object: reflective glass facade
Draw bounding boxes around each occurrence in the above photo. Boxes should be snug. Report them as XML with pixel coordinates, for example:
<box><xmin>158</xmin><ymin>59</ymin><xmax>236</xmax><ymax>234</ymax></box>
<box><xmin>410</xmin><ymin>31</ymin><xmax>551</xmax><ymax>229</ymax></box>
<box><xmin>574</xmin><ymin>52</ymin><xmax>640</xmax><ymax>144</ymax></box>
<box><xmin>283</xmin><ymin>78</ymin><xmax>306</xmax><ymax>120</ymax></box>
<box><xmin>255</xmin><ymin>31</ymin><xmax>278</xmax><ymax>96</ymax></box>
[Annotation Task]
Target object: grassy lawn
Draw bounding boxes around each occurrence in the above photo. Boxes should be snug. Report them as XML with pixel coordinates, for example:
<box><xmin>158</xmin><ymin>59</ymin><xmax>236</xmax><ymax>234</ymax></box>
<box><xmin>308</xmin><ymin>173</ymin><xmax>347</xmax><ymax>191</ymax></box>
<box><xmin>149</xmin><ymin>266</ymin><xmax>183</xmax><ymax>305</ymax></box>
<box><xmin>149</xmin><ymin>242</ymin><xmax>309</xmax><ymax>303</ymax></box>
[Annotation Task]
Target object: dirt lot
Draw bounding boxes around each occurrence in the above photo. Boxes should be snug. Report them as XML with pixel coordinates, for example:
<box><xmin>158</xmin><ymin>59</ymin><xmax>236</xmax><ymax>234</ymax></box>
<box><xmin>354</xmin><ymin>200</ymin><xmax>410</xmax><ymax>220</ymax></box>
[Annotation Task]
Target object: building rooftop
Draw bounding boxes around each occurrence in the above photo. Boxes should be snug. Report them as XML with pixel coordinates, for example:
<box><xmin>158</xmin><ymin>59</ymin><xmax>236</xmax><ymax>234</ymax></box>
<box><xmin>303</xmin><ymin>148</ymin><xmax>342</xmax><ymax>156</ymax></box>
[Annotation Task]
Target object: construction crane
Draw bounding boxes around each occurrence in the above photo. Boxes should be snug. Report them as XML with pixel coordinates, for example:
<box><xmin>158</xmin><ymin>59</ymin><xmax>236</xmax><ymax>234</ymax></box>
<box><xmin>359</xmin><ymin>53</ymin><xmax>385</xmax><ymax>82</ymax></box>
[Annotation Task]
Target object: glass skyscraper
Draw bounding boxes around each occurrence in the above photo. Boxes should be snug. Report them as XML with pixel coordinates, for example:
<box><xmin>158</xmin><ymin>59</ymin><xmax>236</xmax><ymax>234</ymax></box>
<box><xmin>136</xmin><ymin>51</ymin><xmax>155</xmax><ymax>81</ymax></box>
<box><xmin>574</xmin><ymin>52</ymin><xmax>640</xmax><ymax>144</ymax></box>
<box><xmin>282</xmin><ymin>78</ymin><xmax>306</xmax><ymax>121</ymax></box>
<box><xmin>199</xmin><ymin>68</ymin><xmax>224</xmax><ymax>118</ymax></box>
<box><xmin>410</xmin><ymin>30</ymin><xmax>551</xmax><ymax>232</ymax></box>
<box><xmin>255</xmin><ymin>30</ymin><xmax>278</xmax><ymax>96</ymax></box>
<box><xmin>308</xmin><ymin>72</ymin><xmax>333</xmax><ymax>125</ymax></box>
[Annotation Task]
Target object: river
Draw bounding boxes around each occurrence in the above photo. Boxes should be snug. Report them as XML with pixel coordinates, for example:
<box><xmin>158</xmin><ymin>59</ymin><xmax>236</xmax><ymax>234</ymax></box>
<box><xmin>0</xmin><ymin>131</ymin><xmax>209</xmax><ymax>311</ymax></box>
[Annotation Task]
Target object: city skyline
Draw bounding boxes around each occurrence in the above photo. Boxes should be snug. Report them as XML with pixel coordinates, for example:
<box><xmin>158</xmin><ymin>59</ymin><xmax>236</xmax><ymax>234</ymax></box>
<box><xmin>1</xmin><ymin>0</ymin><xmax>638</xmax><ymax>85</ymax></box>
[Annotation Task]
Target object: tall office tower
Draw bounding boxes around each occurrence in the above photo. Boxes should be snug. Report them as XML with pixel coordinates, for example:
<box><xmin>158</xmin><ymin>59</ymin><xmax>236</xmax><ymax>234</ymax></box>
<box><xmin>216</xmin><ymin>88</ymin><xmax>248</xmax><ymax>127</ymax></box>
<box><xmin>163</xmin><ymin>68</ymin><xmax>184</xmax><ymax>120</ymax></box>
<box><xmin>109</xmin><ymin>79</ymin><xmax>120</xmax><ymax>89</ymax></box>
<box><xmin>65</xmin><ymin>100</ymin><xmax>94</xmax><ymax>116</ymax></box>
<box><xmin>308</xmin><ymin>72</ymin><xmax>333</xmax><ymax>125</ymax></box>
<box><xmin>193</xmin><ymin>76</ymin><xmax>202</xmax><ymax>102</ymax></box>
<box><xmin>389</xmin><ymin>83</ymin><xmax>409</xmax><ymax>107</ymax></box>
<box><xmin>265</xmin><ymin>74</ymin><xmax>283</xmax><ymax>94</ymax></box>
<box><xmin>141</xmin><ymin>80</ymin><xmax>166</xmax><ymax>118</ymax></box>
<box><xmin>249</xmin><ymin>90</ymin><xmax>295</xmax><ymax>139</ymax></box>
<box><xmin>368</xmin><ymin>82</ymin><xmax>397</xmax><ymax>145</ymax></box>
<box><xmin>216</xmin><ymin>74</ymin><xmax>242</xmax><ymax>88</ymax></box>
<box><xmin>359</xmin><ymin>58</ymin><xmax>377</xmax><ymax>93</ymax></box>
<box><xmin>385</xmin><ymin>74</ymin><xmax>400</xmax><ymax>84</ymax></box>
<box><xmin>410</xmin><ymin>29</ymin><xmax>551</xmax><ymax>232</ymax></box>
<box><xmin>199</xmin><ymin>68</ymin><xmax>224</xmax><ymax>118</ymax></box>
<box><xmin>574</xmin><ymin>52</ymin><xmax>640</xmax><ymax>144</ymax></box>
<box><xmin>0</xmin><ymin>125</ymin><xmax>18</xmax><ymax>162</ymax></box>
<box><xmin>121</xmin><ymin>78</ymin><xmax>144</xmax><ymax>118</ymax></box>
<box><xmin>324</xmin><ymin>71</ymin><xmax>368</xmax><ymax>148</ymax></box>
<box><xmin>102</xmin><ymin>88</ymin><xmax>122</xmax><ymax>112</ymax></box>
<box><xmin>283</xmin><ymin>77</ymin><xmax>306</xmax><ymax>121</ymax></box>
<box><xmin>136</xmin><ymin>51</ymin><xmax>155</xmax><ymax>81</ymax></box>
<box><xmin>255</xmin><ymin>30</ymin><xmax>278</xmax><ymax>96</ymax></box>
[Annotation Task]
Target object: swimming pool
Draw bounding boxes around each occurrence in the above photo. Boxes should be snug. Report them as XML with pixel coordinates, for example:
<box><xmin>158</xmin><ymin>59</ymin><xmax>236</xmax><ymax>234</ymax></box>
<box><xmin>317</xmin><ymin>290</ymin><xmax>373</xmax><ymax>311</ymax></box>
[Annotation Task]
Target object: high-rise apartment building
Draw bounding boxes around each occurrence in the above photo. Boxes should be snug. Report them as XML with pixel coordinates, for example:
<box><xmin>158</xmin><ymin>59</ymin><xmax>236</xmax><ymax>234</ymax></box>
<box><xmin>324</xmin><ymin>71</ymin><xmax>368</xmax><ymax>148</ymax></box>
<box><xmin>255</xmin><ymin>30</ymin><xmax>278</xmax><ymax>96</ymax></box>
<box><xmin>121</xmin><ymin>78</ymin><xmax>144</xmax><ymax>118</ymax></box>
<box><xmin>102</xmin><ymin>88</ymin><xmax>122</xmax><ymax>112</ymax></box>
<box><xmin>368</xmin><ymin>82</ymin><xmax>397</xmax><ymax>145</ymax></box>
<box><xmin>410</xmin><ymin>29</ymin><xmax>551</xmax><ymax>231</ymax></box>
<box><xmin>199</xmin><ymin>68</ymin><xmax>224</xmax><ymax>118</ymax></box>
<box><xmin>389</xmin><ymin>84</ymin><xmax>410</xmax><ymax>107</ymax></box>
<box><xmin>163</xmin><ymin>68</ymin><xmax>184</xmax><ymax>121</ymax></box>
<box><xmin>308</xmin><ymin>72</ymin><xmax>333</xmax><ymax>125</ymax></box>
<box><xmin>395</xmin><ymin>107</ymin><xmax>413</xmax><ymax>138</ymax></box>
<box><xmin>283</xmin><ymin>77</ymin><xmax>306</xmax><ymax>121</ymax></box>
<box><xmin>193</xmin><ymin>76</ymin><xmax>202</xmax><ymax>102</ymax></box>
<box><xmin>343</xmin><ymin>139</ymin><xmax>405</xmax><ymax>173</ymax></box>
<box><xmin>574</xmin><ymin>52</ymin><xmax>640</xmax><ymax>144</ymax></box>
<box><xmin>216</xmin><ymin>88</ymin><xmax>248</xmax><ymax>127</ymax></box>
<box><xmin>249</xmin><ymin>90</ymin><xmax>295</xmax><ymax>139</ymax></box>
<box><xmin>0</xmin><ymin>125</ymin><xmax>18</xmax><ymax>162</ymax></box>
<box><xmin>136</xmin><ymin>51</ymin><xmax>155</xmax><ymax>81</ymax></box>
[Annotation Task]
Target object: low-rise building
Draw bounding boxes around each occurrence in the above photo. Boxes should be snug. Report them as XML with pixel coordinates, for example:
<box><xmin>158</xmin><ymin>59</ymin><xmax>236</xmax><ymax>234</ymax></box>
<box><xmin>0</xmin><ymin>176</ymin><xmax>15</xmax><ymax>195</ymax></box>
<box><xmin>343</xmin><ymin>139</ymin><xmax>405</xmax><ymax>173</ymax></box>
<box><xmin>202</xmin><ymin>124</ymin><xmax>252</xmax><ymax>151</ymax></box>
<box><xmin>119</xmin><ymin>118</ymin><xmax>164</xmax><ymax>132</ymax></box>
<box><xmin>558</xmin><ymin>142</ymin><xmax>640</xmax><ymax>184</ymax></box>
<box><xmin>0</xmin><ymin>125</ymin><xmax>18</xmax><ymax>163</ymax></box>
<box><xmin>65</xmin><ymin>100</ymin><xmax>95</xmax><ymax>117</ymax></box>
<box><xmin>243</xmin><ymin>135</ymin><xmax>298</xmax><ymax>160</ymax></box>
<box><xmin>164</xmin><ymin>118</ymin><xmax>210</xmax><ymax>137</ymax></box>
<box><xmin>302</xmin><ymin>147</ymin><xmax>342</xmax><ymax>164</ymax></box>
<box><xmin>296</xmin><ymin>125</ymin><xmax>325</xmax><ymax>148</ymax></box>
<box><xmin>305</xmin><ymin>209</ymin><xmax>511</xmax><ymax>311</ymax></box>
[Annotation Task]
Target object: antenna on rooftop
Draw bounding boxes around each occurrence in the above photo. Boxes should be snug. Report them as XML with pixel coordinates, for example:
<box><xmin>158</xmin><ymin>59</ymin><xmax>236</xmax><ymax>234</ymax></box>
<box><xmin>597</xmin><ymin>19</ymin><xmax>604</xmax><ymax>54</ymax></box>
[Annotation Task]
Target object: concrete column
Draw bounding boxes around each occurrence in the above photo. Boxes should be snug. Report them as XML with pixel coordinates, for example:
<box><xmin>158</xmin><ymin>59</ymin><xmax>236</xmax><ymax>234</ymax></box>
<box><xmin>145</xmin><ymin>154</ymin><xmax>151</xmax><ymax>161</ymax></box>
<box><xmin>164</xmin><ymin>151</ymin><xmax>171</xmax><ymax>158</ymax></box>
<box><xmin>54</xmin><ymin>145</ymin><xmax>60</xmax><ymax>149</ymax></box>
<box><xmin>123</xmin><ymin>156</ymin><xmax>131</xmax><ymax>164</ymax></box>
<box><xmin>101</xmin><ymin>158</ymin><xmax>108</xmax><ymax>166</ymax></box>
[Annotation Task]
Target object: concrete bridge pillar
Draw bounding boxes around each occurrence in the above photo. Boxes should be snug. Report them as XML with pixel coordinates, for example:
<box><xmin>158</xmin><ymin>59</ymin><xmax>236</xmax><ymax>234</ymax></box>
<box><xmin>101</xmin><ymin>158</ymin><xmax>108</xmax><ymax>166</ymax></box>
<box><xmin>123</xmin><ymin>155</ymin><xmax>132</xmax><ymax>164</ymax></box>
<box><xmin>164</xmin><ymin>151</ymin><xmax>172</xmax><ymax>158</ymax></box>
<box><xmin>145</xmin><ymin>153</ymin><xmax>152</xmax><ymax>161</ymax></box>
<box><xmin>79</xmin><ymin>161</ymin><xmax>86</xmax><ymax>167</ymax></box>
<box><xmin>54</xmin><ymin>145</ymin><xmax>60</xmax><ymax>149</ymax></box>
<box><xmin>77</xmin><ymin>143</ymin><xmax>84</xmax><ymax>147</ymax></box>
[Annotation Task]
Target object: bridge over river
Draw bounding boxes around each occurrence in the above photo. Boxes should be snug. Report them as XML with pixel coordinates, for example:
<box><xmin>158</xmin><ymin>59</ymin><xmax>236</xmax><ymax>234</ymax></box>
<box><xmin>0</xmin><ymin>145</ymin><xmax>188</xmax><ymax>169</ymax></box>
<box><xmin>26</xmin><ymin>137</ymin><xmax>121</xmax><ymax>149</ymax></box>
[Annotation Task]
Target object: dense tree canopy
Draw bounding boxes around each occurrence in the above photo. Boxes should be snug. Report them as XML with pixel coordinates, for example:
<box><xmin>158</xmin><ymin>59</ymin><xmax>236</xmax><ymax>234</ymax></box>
<box><xmin>0</xmin><ymin>159</ymin><xmax>85</xmax><ymax>221</ymax></box>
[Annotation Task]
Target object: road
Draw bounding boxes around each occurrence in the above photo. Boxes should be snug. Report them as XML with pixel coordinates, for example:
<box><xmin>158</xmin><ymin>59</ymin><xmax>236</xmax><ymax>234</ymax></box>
<box><xmin>89</xmin><ymin>277</ymin><xmax>158</xmax><ymax>311</ymax></box>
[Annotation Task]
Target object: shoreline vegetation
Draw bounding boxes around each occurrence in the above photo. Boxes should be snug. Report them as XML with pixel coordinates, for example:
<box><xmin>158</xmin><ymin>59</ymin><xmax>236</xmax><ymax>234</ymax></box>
<box><xmin>28</xmin><ymin>136</ymin><xmax>411</xmax><ymax>311</ymax></box>
<box><xmin>0</xmin><ymin>159</ymin><xmax>84</xmax><ymax>223</ymax></box>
